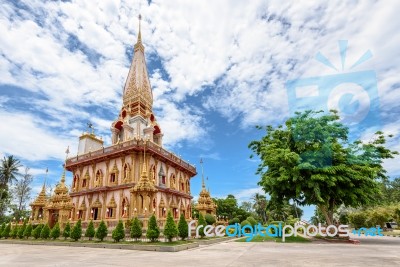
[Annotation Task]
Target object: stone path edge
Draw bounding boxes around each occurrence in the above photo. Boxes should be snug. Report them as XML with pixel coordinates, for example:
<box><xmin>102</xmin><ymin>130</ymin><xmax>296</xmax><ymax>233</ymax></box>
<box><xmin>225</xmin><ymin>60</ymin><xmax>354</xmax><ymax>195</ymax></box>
<box><xmin>0</xmin><ymin>240</ymin><xmax>199</xmax><ymax>252</ymax></box>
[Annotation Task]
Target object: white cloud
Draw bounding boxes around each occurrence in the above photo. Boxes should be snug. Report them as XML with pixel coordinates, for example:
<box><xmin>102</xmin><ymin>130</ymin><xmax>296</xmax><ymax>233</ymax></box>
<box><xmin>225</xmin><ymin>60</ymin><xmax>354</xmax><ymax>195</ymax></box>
<box><xmin>0</xmin><ymin>110</ymin><xmax>75</xmax><ymax>161</ymax></box>
<box><xmin>0</xmin><ymin>0</ymin><xmax>399</xmax><ymax>177</ymax></box>
<box><xmin>234</xmin><ymin>187</ymin><xmax>265</xmax><ymax>201</ymax></box>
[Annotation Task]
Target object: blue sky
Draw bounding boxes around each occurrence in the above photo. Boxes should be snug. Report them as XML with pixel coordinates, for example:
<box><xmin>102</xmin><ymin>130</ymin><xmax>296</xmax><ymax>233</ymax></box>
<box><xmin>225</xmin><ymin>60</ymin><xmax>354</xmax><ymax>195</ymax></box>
<box><xmin>1</xmin><ymin>0</ymin><xmax>400</xmax><ymax>221</ymax></box>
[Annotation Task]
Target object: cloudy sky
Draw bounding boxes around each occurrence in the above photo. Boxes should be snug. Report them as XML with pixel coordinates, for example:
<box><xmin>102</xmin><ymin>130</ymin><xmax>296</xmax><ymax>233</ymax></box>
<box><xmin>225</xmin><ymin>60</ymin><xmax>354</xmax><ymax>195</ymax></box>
<box><xmin>1</xmin><ymin>0</ymin><xmax>399</xmax><ymax>220</ymax></box>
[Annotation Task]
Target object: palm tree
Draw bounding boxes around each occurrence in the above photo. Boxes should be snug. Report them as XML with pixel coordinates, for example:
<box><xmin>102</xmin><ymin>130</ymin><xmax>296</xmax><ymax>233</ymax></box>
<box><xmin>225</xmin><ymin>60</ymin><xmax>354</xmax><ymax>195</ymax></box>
<box><xmin>252</xmin><ymin>193</ymin><xmax>268</xmax><ymax>223</ymax></box>
<box><xmin>0</xmin><ymin>155</ymin><xmax>22</xmax><ymax>217</ymax></box>
<box><xmin>0</xmin><ymin>155</ymin><xmax>22</xmax><ymax>189</ymax></box>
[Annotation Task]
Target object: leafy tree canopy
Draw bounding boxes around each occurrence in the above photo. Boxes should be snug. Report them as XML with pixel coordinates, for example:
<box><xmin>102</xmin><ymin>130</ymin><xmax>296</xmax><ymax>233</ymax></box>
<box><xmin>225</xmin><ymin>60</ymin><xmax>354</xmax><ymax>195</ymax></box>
<box><xmin>249</xmin><ymin>110</ymin><xmax>398</xmax><ymax>224</ymax></box>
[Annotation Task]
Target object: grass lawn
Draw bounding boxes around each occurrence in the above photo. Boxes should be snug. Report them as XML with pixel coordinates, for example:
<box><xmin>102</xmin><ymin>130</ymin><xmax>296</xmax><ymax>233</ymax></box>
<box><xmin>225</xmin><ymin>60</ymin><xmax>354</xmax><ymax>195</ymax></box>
<box><xmin>235</xmin><ymin>234</ymin><xmax>310</xmax><ymax>243</ymax></box>
<box><xmin>383</xmin><ymin>230</ymin><xmax>400</xmax><ymax>236</ymax></box>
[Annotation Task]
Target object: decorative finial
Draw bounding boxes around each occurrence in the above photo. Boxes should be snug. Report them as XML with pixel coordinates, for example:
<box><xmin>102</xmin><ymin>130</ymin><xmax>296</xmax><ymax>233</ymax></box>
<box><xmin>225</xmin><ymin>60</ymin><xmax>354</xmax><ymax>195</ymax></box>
<box><xmin>61</xmin><ymin>146</ymin><xmax>70</xmax><ymax>183</ymax></box>
<box><xmin>137</xmin><ymin>14</ymin><xmax>142</xmax><ymax>44</ymax></box>
<box><xmin>43</xmin><ymin>167</ymin><xmax>48</xmax><ymax>189</ymax></box>
<box><xmin>87</xmin><ymin>122</ymin><xmax>94</xmax><ymax>134</ymax></box>
<box><xmin>200</xmin><ymin>158</ymin><xmax>205</xmax><ymax>188</ymax></box>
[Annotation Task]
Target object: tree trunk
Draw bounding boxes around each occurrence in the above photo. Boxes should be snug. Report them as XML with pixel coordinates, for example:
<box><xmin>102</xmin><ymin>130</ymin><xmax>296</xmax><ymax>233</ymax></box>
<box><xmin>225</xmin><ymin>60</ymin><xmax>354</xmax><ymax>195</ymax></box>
<box><xmin>318</xmin><ymin>205</ymin><xmax>333</xmax><ymax>225</ymax></box>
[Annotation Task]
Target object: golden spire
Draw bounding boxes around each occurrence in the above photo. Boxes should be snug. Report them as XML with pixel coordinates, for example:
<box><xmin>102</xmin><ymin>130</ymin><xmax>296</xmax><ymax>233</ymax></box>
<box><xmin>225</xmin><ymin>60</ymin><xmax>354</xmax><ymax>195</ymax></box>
<box><xmin>200</xmin><ymin>158</ymin><xmax>205</xmax><ymax>189</ymax></box>
<box><xmin>134</xmin><ymin>14</ymin><xmax>144</xmax><ymax>52</ymax></box>
<box><xmin>137</xmin><ymin>14</ymin><xmax>142</xmax><ymax>44</ymax></box>
<box><xmin>61</xmin><ymin>146</ymin><xmax>70</xmax><ymax>184</ymax></box>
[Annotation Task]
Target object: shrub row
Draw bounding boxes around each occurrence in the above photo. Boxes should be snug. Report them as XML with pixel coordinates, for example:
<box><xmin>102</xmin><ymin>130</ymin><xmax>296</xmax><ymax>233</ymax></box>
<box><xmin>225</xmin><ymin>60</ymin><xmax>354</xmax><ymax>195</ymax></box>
<box><xmin>0</xmin><ymin>212</ymin><xmax>189</xmax><ymax>243</ymax></box>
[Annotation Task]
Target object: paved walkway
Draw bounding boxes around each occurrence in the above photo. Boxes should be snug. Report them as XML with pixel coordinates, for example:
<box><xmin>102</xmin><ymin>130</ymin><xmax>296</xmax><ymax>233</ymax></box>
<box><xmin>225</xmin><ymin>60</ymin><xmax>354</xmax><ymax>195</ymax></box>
<box><xmin>0</xmin><ymin>235</ymin><xmax>399</xmax><ymax>267</ymax></box>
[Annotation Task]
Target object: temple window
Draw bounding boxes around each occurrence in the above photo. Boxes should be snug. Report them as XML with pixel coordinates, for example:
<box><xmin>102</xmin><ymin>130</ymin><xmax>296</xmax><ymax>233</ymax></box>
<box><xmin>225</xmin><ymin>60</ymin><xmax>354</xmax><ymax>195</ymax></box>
<box><xmin>110</xmin><ymin>173</ymin><xmax>116</xmax><ymax>183</ymax></box>
<box><xmin>109</xmin><ymin>163</ymin><xmax>119</xmax><ymax>185</ymax></box>
<box><xmin>37</xmin><ymin>208</ymin><xmax>43</xmax><ymax>220</ymax></box>
<box><xmin>95</xmin><ymin>170</ymin><xmax>102</xmax><ymax>187</ymax></box>
<box><xmin>162</xmin><ymin>208</ymin><xmax>166</xmax><ymax>218</ymax></box>
<box><xmin>121</xmin><ymin>198</ymin><xmax>128</xmax><ymax>217</ymax></box>
<box><xmin>107</xmin><ymin>208</ymin><xmax>114</xmax><ymax>218</ymax></box>
<box><xmin>91</xmin><ymin>208</ymin><xmax>99</xmax><ymax>220</ymax></box>
<box><xmin>73</xmin><ymin>175</ymin><xmax>79</xmax><ymax>191</ymax></box>
<box><xmin>82</xmin><ymin>179</ymin><xmax>87</xmax><ymax>188</ymax></box>
<box><xmin>78</xmin><ymin>210</ymin><xmax>83</xmax><ymax>219</ymax></box>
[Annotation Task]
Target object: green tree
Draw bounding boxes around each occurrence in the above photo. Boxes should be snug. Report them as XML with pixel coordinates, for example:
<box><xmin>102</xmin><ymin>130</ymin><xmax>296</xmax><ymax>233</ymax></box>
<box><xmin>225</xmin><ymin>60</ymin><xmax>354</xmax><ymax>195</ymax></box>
<box><xmin>2</xmin><ymin>223</ymin><xmax>11</xmax><ymax>239</ymax></box>
<box><xmin>70</xmin><ymin>219</ymin><xmax>82</xmax><ymax>241</ymax></box>
<box><xmin>40</xmin><ymin>224</ymin><xmax>50</xmax><ymax>239</ymax></box>
<box><xmin>13</xmin><ymin>167</ymin><xmax>33</xmax><ymax>214</ymax></box>
<box><xmin>50</xmin><ymin>222</ymin><xmax>61</xmax><ymax>240</ymax></box>
<box><xmin>11</xmin><ymin>225</ymin><xmax>18</xmax><ymax>239</ymax></box>
<box><xmin>32</xmin><ymin>224</ymin><xmax>43</xmax><ymax>239</ymax></box>
<box><xmin>240</xmin><ymin>201</ymin><xmax>253</xmax><ymax>213</ymax></box>
<box><xmin>0</xmin><ymin>222</ymin><xmax>5</xmax><ymax>238</ymax></box>
<box><xmin>23</xmin><ymin>223</ymin><xmax>33</xmax><ymax>239</ymax></box>
<box><xmin>130</xmin><ymin>217</ymin><xmax>142</xmax><ymax>241</ymax></box>
<box><xmin>112</xmin><ymin>220</ymin><xmax>125</xmax><ymax>242</ymax></box>
<box><xmin>228</xmin><ymin>218</ymin><xmax>240</xmax><ymax>225</ymax></box>
<box><xmin>163</xmin><ymin>211</ymin><xmax>178</xmax><ymax>242</ymax></box>
<box><xmin>249</xmin><ymin>110</ymin><xmax>398</xmax><ymax>225</ymax></box>
<box><xmin>197</xmin><ymin>213</ymin><xmax>206</xmax><ymax>238</ymax></box>
<box><xmin>95</xmin><ymin>220</ymin><xmax>108</xmax><ymax>241</ymax></box>
<box><xmin>0</xmin><ymin>156</ymin><xmax>22</xmax><ymax>217</ymax></box>
<box><xmin>246</xmin><ymin>216</ymin><xmax>257</xmax><ymax>226</ymax></box>
<box><xmin>146</xmin><ymin>214</ymin><xmax>160</xmax><ymax>242</ymax></box>
<box><xmin>349</xmin><ymin>212</ymin><xmax>367</xmax><ymax>229</ymax></box>
<box><xmin>178</xmin><ymin>213</ymin><xmax>188</xmax><ymax>240</ymax></box>
<box><xmin>62</xmin><ymin>222</ymin><xmax>71</xmax><ymax>240</ymax></box>
<box><xmin>85</xmin><ymin>220</ymin><xmax>95</xmax><ymax>240</ymax></box>
<box><xmin>18</xmin><ymin>220</ymin><xmax>27</xmax><ymax>239</ymax></box>
<box><xmin>252</xmin><ymin>193</ymin><xmax>268</xmax><ymax>223</ymax></box>
<box><xmin>204</xmin><ymin>214</ymin><xmax>216</xmax><ymax>225</ymax></box>
<box><xmin>240</xmin><ymin>220</ymin><xmax>251</xmax><ymax>231</ymax></box>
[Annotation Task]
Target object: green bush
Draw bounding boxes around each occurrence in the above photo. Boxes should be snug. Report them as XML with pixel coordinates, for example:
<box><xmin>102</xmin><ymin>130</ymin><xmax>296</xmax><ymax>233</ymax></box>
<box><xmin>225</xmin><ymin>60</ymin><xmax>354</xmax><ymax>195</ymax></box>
<box><xmin>32</xmin><ymin>224</ymin><xmax>43</xmax><ymax>239</ymax></box>
<box><xmin>18</xmin><ymin>221</ymin><xmax>27</xmax><ymax>239</ymax></box>
<box><xmin>339</xmin><ymin>213</ymin><xmax>349</xmax><ymax>224</ymax></box>
<box><xmin>40</xmin><ymin>224</ymin><xmax>50</xmax><ymax>239</ymax></box>
<box><xmin>70</xmin><ymin>219</ymin><xmax>82</xmax><ymax>241</ymax></box>
<box><xmin>112</xmin><ymin>220</ymin><xmax>125</xmax><ymax>242</ymax></box>
<box><xmin>130</xmin><ymin>217</ymin><xmax>142</xmax><ymax>241</ymax></box>
<box><xmin>2</xmin><ymin>223</ymin><xmax>11</xmax><ymax>239</ymax></box>
<box><xmin>95</xmin><ymin>220</ymin><xmax>108</xmax><ymax>241</ymax></box>
<box><xmin>240</xmin><ymin>220</ymin><xmax>250</xmax><ymax>227</ymax></box>
<box><xmin>178</xmin><ymin>214</ymin><xmax>188</xmax><ymax>240</ymax></box>
<box><xmin>197</xmin><ymin>213</ymin><xmax>206</xmax><ymax>238</ymax></box>
<box><xmin>240</xmin><ymin>220</ymin><xmax>251</xmax><ymax>233</ymax></box>
<box><xmin>228</xmin><ymin>218</ymin><xmax>240</xmax><ymax>225</ymax></box>
<box><xmin>349</xmin><ymin>212</ymin><xmax>367</xmax><ymax>229</ymax></box>
<box><xmin>146</xmin><ymin>214</ymin><xmax>160</xmax><ymax>242</ymax></box>
<box><xmin>85</xmin><ymin>220</ymin><xmax>95</xmax><ymax>240</ymax></box>
<box><xmin>24</xmin><ymin>224</ymin><xmax>33</xmax><ymax>239</ymax></box>
<box><xmin>11</xmin><ymin>225</ymin><xmax>18</xmax><ymax>239</ymax></box>
<box><xmin>50</xmin><ymin>222</ymin><xmax>60</xmax><ymax>240</ymax></box>
<box><xmin>246</xmin><ymin>216</ymin><xmax>257</xmax><ymax>226</ymax></box>
<box><xmin>164</xmin><ymin>211</ymin><xmax>178</xmax><ymax>242</ymax></box>
<box><xmin>205</xmin><ymin>214</ymin><xmax>216</xmax><ymax>225</ymax></box>
<box><xmin>366</xmin><ymin>208</ymin><xmax>391</xmax><ymax>228</ymax></box>
<box><xmin>62</xmin><ymin>222</ymin><xmax>71</xmax><ymax>240</ymax></box>
<box><xmin>0</xmin><ymin>222</ymin><xmax>6</xmax><ymax>238</ymax></box>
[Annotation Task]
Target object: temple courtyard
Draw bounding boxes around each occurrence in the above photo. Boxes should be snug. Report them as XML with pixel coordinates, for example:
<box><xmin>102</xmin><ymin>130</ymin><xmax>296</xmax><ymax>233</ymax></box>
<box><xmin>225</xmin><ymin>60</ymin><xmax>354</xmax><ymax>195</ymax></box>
<box><xmin>0</xmin><ymin>235</ymin><xmax>399</xmax><ymax>266</ymax></box>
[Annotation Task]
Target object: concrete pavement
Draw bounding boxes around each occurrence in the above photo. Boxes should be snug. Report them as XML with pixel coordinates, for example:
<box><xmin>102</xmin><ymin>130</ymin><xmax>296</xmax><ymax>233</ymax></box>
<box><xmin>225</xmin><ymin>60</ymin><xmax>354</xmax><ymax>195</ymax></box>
<box><xmin>0</xmin><ymin>235</ymin><xmax>399</xmax><ymax>267</ymax></box>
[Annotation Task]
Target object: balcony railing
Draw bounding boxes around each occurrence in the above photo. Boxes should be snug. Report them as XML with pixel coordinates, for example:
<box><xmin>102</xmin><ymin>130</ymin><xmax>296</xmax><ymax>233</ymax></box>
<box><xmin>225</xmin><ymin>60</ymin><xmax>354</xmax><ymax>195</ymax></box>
<box><xmin>65</xmin><ymin>139</ymin><xmax>196</xmax><ymax>173</ymax></box>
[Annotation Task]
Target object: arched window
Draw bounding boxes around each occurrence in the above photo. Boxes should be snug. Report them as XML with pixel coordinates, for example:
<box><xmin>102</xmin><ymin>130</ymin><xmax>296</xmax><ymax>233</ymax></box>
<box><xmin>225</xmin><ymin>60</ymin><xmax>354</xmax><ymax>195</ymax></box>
<box><xmin>95</xmin><ymin>170</ymin><xmax>102</xmax><ymax>187</ymax></box>
<box><xmin>73</xmin><ymin>175</ymin><xmax>79</xmax><ymax>191</ymax></box>
<box><xmin>170</xmin><ymin>174</ymin><xmax>176</xmax><ymax>189</ymax></box>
